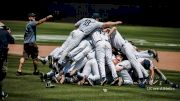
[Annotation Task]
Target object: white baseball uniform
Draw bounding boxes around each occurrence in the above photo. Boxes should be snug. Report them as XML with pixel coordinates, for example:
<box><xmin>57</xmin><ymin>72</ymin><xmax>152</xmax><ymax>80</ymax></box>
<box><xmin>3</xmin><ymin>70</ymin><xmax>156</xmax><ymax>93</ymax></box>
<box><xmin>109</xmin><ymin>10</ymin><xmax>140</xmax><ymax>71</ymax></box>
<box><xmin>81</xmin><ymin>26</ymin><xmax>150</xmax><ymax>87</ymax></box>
<box><xmin>78</xmin><ymin>51</ymin><xmax>100</xmax><ymax>81</ymax></box>
<box><xmin>58</xmin><ymin>18</ymin><xmax>104</xmax><ymax>64</ymax></box>
<box><xmin>110</xmin><ymin>30</ymin><xmax>148</xmax><ymax>79</ymax></box>
<box><xmin>38</xmin><ymin>30</ymin><xmax>75</xmax><ymax>63</ymax></box>
<box><xmin>116</xmin><ymin>60</ymin><xmax>133</xmax><ymax>85</ymax></box>
<box><xmin>63</xmin><ymin>56</ymin><xmax>88</xmax><ymax>74</ymax></box>
<box><xmin>125</xmin><ymin>41</ymin><xmax>154</xmax><ymax>59</ymax></box>
<box><xmin>68</xmin><ymin>37</ymin><xmax>93</xmax><ymax>62</ymax></box>
<box><xmin>91</xmin><ymin>29</ymin><xmax>118</xmax><ymax>79</ymax></box>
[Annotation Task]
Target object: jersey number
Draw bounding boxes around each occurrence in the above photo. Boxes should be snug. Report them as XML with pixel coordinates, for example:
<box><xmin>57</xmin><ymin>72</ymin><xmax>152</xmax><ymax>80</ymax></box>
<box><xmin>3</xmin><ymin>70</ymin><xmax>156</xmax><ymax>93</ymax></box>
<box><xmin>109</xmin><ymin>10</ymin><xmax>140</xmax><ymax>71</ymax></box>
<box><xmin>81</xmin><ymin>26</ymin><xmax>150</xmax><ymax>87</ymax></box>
<box><xmin>83</xmin><ymin>20</ymin><xmax>91</xmax><ymax>26</ymax></box>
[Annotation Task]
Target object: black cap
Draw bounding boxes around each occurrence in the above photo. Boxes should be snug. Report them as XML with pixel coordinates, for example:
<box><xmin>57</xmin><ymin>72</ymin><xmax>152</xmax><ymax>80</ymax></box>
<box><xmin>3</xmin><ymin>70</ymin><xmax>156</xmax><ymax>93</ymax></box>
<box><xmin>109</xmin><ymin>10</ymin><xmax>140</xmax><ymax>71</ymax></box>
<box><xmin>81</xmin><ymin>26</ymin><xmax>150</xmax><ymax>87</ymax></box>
<box><xmin>28</xmin><ymin>13</ymin><xmax>36</xmax><ymax>17</ymax></box>
<box><xmin>142</xmin><ymin>59</ymin><xmax>151</xmax><ymax>70</ymax></box>
<box><xmin>92</xmin><ymin>13</ymin><xmax>101</xmax><ymax>19</ymax></box>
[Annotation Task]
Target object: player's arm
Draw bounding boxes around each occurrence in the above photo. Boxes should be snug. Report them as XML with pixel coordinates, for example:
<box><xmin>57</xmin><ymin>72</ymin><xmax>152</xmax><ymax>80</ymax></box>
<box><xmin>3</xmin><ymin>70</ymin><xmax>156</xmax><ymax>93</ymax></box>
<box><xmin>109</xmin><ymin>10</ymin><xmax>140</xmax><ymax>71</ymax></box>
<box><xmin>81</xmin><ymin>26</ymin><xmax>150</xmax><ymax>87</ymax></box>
<box><xmin>74</xmin><ymin>21</ymin><xmax>80</xmax><ymax>28</ymax></box>
<box><xmin>108</xmin><ymin>27</ymin><xmax>117</xmax><ymax>36</ymax></box>
<box><xmin>149</xmin><ymin>66</ymin><xmax>155</xmax><ymax>85</ymax></box>
<box><xmin>116</xmin><ymin>65</ymin><xmax>124</xmax><ymax>72</ymax></box>
<box><xmin>36</xmin><ymin>15</ymin><xmax>53</xmax><ymax>25</ymax></box>
<box><xmin>74</xmin><ymin>18</ymin><xmax>84</xmax><ymax>28</ymax></box>
<box><xmin>102</xmin><ymin>21</ymin><xmax>122</xmax><ymax>28</ymax></box>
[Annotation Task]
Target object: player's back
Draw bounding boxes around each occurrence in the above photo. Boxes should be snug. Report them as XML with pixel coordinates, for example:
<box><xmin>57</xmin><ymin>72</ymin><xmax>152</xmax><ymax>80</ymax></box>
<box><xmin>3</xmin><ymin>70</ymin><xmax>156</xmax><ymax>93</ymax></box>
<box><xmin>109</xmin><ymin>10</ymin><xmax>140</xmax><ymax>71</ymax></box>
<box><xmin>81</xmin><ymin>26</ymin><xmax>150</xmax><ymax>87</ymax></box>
<box><xmin>76</xmin><ymin>18</ymin><xmax>103</xmax><ymax>35</ymax></box>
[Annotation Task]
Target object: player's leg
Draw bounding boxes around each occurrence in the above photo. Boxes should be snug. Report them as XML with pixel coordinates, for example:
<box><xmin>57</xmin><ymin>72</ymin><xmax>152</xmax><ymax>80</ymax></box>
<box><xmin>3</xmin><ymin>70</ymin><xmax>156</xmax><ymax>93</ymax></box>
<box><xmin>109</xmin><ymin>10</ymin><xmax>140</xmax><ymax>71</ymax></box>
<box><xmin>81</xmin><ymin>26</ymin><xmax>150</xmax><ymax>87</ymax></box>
<box><xmin>105</xmin><ymin>43</ymin><xmax>118</xmax><ymax>79</ymax></box>
<box><xmin>17</xmin><ymin>57</ymin><xmax>25</xmax><ymax>75</ymax></box>
<box><xmin>122</xmin><ymin>45</ymin><xmax>148</xmax><ymax>88</ymax></box>
<box><xmin>118</xmin><ymin>70</ymin><xmax>133</xmax><ymax>85</ymax></box>
<box><xmin>123</xmin><ymin>44</ymin><xmax>147</xmax><ymax>79</ymax></box>
<box><xmin>32</xmin><ymin>59</ymin><xmax>39</xmax><ymax>75</ymax></box>
<box><xmin>58</xmin><ymin>30</ymin><xmax>85</xmax><ymax>64</ymax></box>
<box><xmin>72</xmin><ymin>46</ymin><xmax>92</xmax><ymax>62</ymax></box>
<box><xmin>105</xmin><ymin>43</ymin><xmax>119</xmax><ymax>85</ymax></box>
<box><xmin>77</xmin><ymin>59</ymin><xmax>91</xmax><ymax>78</ymax></box>
<box><xmin>78</xmin><ymin>59</ymin><xmax>97</xmax><ymax>86</ymax></box>
<box><xmin>68</xmin><ymin>40</ymin><xmax>88</xmax><ymax>58</ymax></box>
<box><xmin>137</xmin><ymin>50</ymin><xmax>154</xmax><ymax>59</ymax></box>
<box><xmin>154</xmin><ymin>68</ymin><xmax>179</xmax><ymax>88</ymax></box>
<box><xmin>70</xmin><ymin>57</ymin><xmax>88</xmax><ymax>76</ymax></box>
<box><xmin>17</xmin><ymin>44</ymin><xmax>29</xmax><ymax>75</ymax></box>
<box><xmin>62</xmin><ymin>62</ymin><xmax>75</xmax><ymax>74</ymax></box>
<box><xmin>31</xmin><ymin>43</ymin><xmax>40</xmax><ymax>75</ymax></box>
<box><xmin>38</xmin><ymin>46</ymin><xmax>62</xmax><ymax>65</ymax></box>
<box><xmin>95</xmin><ymin>42</ymin><xmax>106</xmax><ymax>85</ymax></box>
<box><xmin>88</xmin><ymin>59</ymin><xmax>100</xmax><ymax>80</ymax></box>
<box><xmin>154</xmin><ymin>68</ymin><xmax>167</xmax><ymax>81</ymax></box>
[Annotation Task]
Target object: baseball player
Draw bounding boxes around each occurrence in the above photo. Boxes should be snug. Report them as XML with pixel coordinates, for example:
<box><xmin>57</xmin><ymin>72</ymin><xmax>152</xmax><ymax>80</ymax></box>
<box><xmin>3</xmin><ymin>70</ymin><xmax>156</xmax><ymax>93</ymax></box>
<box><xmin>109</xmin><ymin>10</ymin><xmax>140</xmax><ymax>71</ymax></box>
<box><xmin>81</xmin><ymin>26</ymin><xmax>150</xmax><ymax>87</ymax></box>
<box><xmin>137</xmin><ymin>58</ymin><xmax>179</xmax><ymax>88</ymax></box>
<box><xmin>38</xmin><ymin>29</ymin><xmax>77</xmax><ymax>65</ymax></box>
<box><xmin>91</xmin><ymin>28</ymin><xmax>119</xmax><ymax>86</ymax></box>
<box><xmin>112</xmin><ymin>54</ymin><xmax>134</xmax><ymax>86</ymax></box>
<box><xmin>111</xmin><ymin>53</ymin><xmax>150</xmax><ymax>87</ymax></box>
<box><xmin>58</xmin><ymin>13</ymin><xmax>122</xmax><ymax>65</ymax></box>
<box><xmin>68</xmin><ymin>37</ymin><xmax>92</xmax><ymax>60</ymax></box>
<box><xmin>38</xmin><ymin>46</ymin><xmax>61</xmax><ymax>64</ymax></box>
<box><xmin>16</xmin><ymin>13</ymin><xmax>53</xmax><ymax>75</ymax></box>
<box><xmin>108</xmin><ymin>27</ymin><xmax>149</xmax><ymax>87</ymax></box>
<box><xmin>125</xmin><ymin>40</ymin><xmax>159</xmax><ymax>62</ymax></box>
<box><xmin>59</xmin><ymin>55</ymin><xmax>88</xmax><ymax>84</ymax></box>
<box><xmin>77</xmin><ymin>50</ymin><xmax>100</xmax><ymax>86</ymax></box>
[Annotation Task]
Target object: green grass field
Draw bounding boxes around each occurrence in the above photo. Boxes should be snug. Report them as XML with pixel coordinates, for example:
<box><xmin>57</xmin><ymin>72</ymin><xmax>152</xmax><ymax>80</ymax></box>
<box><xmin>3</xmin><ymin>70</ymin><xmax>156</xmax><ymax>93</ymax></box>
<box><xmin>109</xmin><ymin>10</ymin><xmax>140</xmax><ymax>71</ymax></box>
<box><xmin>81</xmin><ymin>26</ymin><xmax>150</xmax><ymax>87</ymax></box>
<box><xmin>3</xmin><ymin>54</ymin><xmax>180</xmax><ymax>101</ymax></box>
<box><xmin>2</xmin><ymin>20</ymin><xmax>180</xmax><ymax>101</ymax></box>
<box><xmin>3</xmin><ymin>20</ymin><xmax>180</xmax><ymax>51</ymax></box>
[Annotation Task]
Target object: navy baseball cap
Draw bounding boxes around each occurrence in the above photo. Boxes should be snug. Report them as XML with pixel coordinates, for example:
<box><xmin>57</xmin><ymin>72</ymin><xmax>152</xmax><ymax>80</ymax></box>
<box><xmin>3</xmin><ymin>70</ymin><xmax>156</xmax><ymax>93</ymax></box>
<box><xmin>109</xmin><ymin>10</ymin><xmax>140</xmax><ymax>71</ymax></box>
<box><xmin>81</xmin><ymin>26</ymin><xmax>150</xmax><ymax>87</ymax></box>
<box><xmin>92</xmin><ymin>13</ymin><xmax>101</xmax><ymax>19</ymax></box>
<box><xmin>28</xmin><ymin>13</ymin><xmax>36</xmax><ymax>17</ymax></box>
<box><xmin>142</xmin><ymin>59</ymin><xmax>151</xmax><ymax>70</ymax></box>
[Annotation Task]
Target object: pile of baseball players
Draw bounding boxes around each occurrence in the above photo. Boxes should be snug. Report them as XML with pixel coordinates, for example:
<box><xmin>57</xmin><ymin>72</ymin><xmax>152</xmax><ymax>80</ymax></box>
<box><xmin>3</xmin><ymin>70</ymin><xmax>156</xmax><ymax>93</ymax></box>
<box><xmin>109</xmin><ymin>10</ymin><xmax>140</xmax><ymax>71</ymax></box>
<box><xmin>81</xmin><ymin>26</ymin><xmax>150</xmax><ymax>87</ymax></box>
<box><xmin>38</xmin><ymin>13</ymin><xmax>179</xmax><ymax>88</ymax></box>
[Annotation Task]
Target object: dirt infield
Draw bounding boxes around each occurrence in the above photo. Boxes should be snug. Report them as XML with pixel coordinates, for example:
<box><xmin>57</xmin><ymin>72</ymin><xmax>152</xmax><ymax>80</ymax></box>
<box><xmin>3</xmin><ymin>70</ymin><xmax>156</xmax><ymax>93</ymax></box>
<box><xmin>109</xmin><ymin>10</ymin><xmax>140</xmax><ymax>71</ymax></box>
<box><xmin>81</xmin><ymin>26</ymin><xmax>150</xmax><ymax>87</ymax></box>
<box><xmin>8</xmin><ymin>44</ymin><xmax>180</xmax><ymax>71</ymax></box>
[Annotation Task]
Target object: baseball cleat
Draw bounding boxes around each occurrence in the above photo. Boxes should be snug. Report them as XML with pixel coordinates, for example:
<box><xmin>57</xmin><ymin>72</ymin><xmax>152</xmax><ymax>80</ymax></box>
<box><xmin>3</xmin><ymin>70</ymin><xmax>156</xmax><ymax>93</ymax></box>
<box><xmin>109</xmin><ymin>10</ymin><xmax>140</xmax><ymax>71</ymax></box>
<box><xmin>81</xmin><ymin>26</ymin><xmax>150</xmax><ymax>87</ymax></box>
<box><xmin>153</xmin><ymin>80</ymin><xmax>159</xmax><ymax>85</ymax></box>
<box><xmin>138</xmin><ymin>79</ymin><xmax>146</xmax><ymax>88</ymax></box>
<box><xmin>40</xmin><ymin>73</ymin><xmax>45</xmax><ymax>82</ymax></box>
<box><xmin>1</xmin><ymin>91</ymin><xmax>8</xmax><ymax>100</ymax></box>
<box><xmin>38</xmin><ymin>56</ymin><xmax>47</xmax><ymax>65</ymax></box>
<box><xmin>138</xmin><ymin>83</ymin><xmax>146</xmax><ymax>88</ymax></box>
<box><xmin>16</xmin><ymin>71</ymin><xmax>23</xmax><ymax>76</ymax></box>
<box><xmin>33</xmin><ymin>70</ymin><xmax>40</xmax><ymax>75</ymax></box>
<box><xmin>110</xmin><ymin>77</ymin><xmax>119</xmax><ymax>86</ymax></box>
<box><xmin>171</xmin><ymin>83</ymin><xmax>179</xmax><ymax>88</ymax></box>
<box><xmin>100</xmin><ymin>77</ymin><xmax>107</xmax><ymax>86</ymax></box>
<box><xmin>87</xmin><ymin>78</ymin><xmax>94</xmax><ymax>86</ymax></box>
<box><xmin>46</xmin><ymin>81</ymin><xmax>55</xmax><ymax>88</ymax></box>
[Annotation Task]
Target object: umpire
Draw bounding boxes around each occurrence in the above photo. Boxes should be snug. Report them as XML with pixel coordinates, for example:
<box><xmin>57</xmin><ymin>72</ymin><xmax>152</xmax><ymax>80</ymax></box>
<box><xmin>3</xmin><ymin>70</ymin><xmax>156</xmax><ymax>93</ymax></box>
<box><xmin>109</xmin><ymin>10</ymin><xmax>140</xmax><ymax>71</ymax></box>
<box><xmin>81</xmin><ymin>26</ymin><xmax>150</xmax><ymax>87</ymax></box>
<box><xmin>0</xmin><ymin>22</ymin><xmax>15</xmax><ymax>100</ymax></box>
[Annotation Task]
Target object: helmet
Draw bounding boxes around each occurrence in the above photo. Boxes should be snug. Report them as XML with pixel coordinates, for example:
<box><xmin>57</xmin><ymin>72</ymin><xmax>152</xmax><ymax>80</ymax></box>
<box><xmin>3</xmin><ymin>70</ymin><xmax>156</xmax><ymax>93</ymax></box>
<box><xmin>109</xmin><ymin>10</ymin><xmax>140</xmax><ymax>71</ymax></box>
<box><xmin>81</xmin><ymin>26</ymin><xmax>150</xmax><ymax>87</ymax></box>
<box><xmin>142</xmin><ymin>59</ymin><xmax>151</xmax><ymax>70</ymax></box>
<box><xmin>92</xmin><ymin>13</ymin><xmax>101</xmax><ymax>19</ymax></box>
